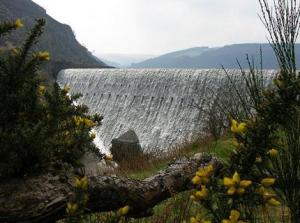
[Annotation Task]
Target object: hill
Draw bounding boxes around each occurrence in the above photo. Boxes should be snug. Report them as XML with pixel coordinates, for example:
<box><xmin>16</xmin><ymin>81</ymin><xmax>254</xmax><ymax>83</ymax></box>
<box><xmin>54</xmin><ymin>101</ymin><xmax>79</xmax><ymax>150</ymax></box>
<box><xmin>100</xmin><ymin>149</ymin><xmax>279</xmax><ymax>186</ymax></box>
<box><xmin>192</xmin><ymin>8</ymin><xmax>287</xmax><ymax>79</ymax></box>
<box><xmin>131</xmin><ymin>44</ymin><xmax>300</xmax><ymax>69</ymax></box>
<box><xmin>0</xmin><ymin>0</ymin><xmax>109</xmax><ymax>80</ymax></box>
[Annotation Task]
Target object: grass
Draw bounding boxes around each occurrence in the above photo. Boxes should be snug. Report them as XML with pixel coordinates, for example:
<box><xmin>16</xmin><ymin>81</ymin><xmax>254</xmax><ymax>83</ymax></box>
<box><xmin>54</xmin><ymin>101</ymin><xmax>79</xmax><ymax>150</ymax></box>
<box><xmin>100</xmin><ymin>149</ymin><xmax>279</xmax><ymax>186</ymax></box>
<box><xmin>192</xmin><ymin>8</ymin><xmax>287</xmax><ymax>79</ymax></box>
<box><xmin>81</xmin><ymin>191</ymin><xmax>205</xmax><ymax>223</ymax></box>
<box><xmin>119</xmin><ymin>135</ymin><xmax>234</xmax><ymax>181</ymax></box>
<box><xmin>127</xmin><ymin>191</ymin><xmax>204</xmax><ymax>223</ymax></box>
<box><xmin>127</xmin><ymin>162</ymin><xmax>168</xmax><ymax>179</ymax></box>
<box><xmin>208</xmin><ymin>137</ymin><xmax>235</xmax><ymax>161</ymax></box>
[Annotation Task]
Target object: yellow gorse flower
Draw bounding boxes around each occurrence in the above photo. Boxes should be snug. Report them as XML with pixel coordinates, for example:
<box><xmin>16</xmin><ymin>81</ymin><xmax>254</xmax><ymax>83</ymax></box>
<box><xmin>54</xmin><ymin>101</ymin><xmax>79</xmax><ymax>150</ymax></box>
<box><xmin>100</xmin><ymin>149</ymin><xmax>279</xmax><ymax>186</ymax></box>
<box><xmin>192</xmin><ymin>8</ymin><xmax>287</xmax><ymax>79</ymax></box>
<box><xmin>192</xmin><ymin>175</ymin><xmax>201</xmax><ymax>185</ymax></box>
<box><xmin>105</xmin><ymin>154</ymin><xmax>113</xmax><ymax>161</ymax></box>
<box><xmin>223</xmin><ymin>171</ymin><xmax>252</xmax><ymax>195</ymax></box>
<box><xmin>201</xmin><ymin>221</ymin><xmax>211</xmax><ymax>223</ymax></box>
<box><xmin>75</xmin><ymin>176</ymin><xmax>88</xmax><ymax>190</ymax></box>
<box><xmin>190</xmin><ymin>217</ymin><xmax>200</xmax><ymax>223</ymax></box>
<box><xmin>258</xmin><ymin>186</ymin><xmax>274</xmax><ymax>199</ymax></box>
<box><xmin>196</xmin><ymin>164</ymin><xmax>214</xmax><ymax>177</ymax></box>
<box><xmin>255</xmin><ymin>156</ymin><xmax>262</xmax><ymax>163</ymax></box>
<box><xmin>37</xmin><ymin>85</ymin><xmax>46</xmax><ymax>95</ymax></box>
<box><xmin>273</xmin><ymin>79</ymin><xmax>284</xmax><ymax>88</ymax></box>
<box><xmin>73</xmin><ymin>116</ymin><xmax>95</xmax><ymax>127</ymax></box>
<box><xmin>258</xmin><ymin>186</ymin><xmax>280</xmax><ymax>206</ymax></box>
<box><xmin>90</xmin><ymin>132</ymin><xmax>96</xmax><ymax>139</ymax></box>
<box><xmin>267</xmin><ymin>198</ymin><xmax>281</xmax><ymax>206</ymax></box>
<box><xmin>261</xmin><ymin>178</ymin><xmax>276</xmax><ymax>187</ymax></box>
<box><xmin>66</xmin><ymin>202</ymin><xmax>78</xmax><ymax>215</ymax></box>
<box><xmin>231</xmin><ymin>119</ymin><xmax>247</xmax><ymax>134</ymax></box>
<box><xmin>117</xmin><ymin>205</ymin><xmax>130</xmax><ymax>216</ymax></box>
<box><xmin>267</xmin><ymin>148</ymin><xmax>278</xmax><ymax>156</ymax></box>
<box><xmin>194</xmin><ymin>185</ymin><xmax>208</xmax><ymax>200</ymax></box>
<box><xmin>15</xmin><ymin>18</ymin><xmax>24</xmax><ymax>28</ymax></box>
<box><xmin>222</xmin><ymin>210</ymin><xmax>247</xmax><ymax>223</ymax></box>
<box><xmin>37</xmin><ymin>51</ymin><xmax>50</xmax><ymax>61</ymax></box>
<box><xmin>190</xmin><ymin>217</ymin><xmax>211</xmax><ymax>223</ymax></box>
<box><xmin>192</xmin><ymin>164</ymin><xmax>214</xmax><ymax>185</ymax></box>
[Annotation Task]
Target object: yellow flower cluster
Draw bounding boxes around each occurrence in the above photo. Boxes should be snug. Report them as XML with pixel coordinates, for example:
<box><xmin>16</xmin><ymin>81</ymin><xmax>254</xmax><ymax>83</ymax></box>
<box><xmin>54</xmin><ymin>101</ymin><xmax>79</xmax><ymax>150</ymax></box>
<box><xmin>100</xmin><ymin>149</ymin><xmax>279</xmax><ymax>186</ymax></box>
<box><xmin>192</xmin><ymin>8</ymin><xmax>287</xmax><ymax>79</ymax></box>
<box><xmin>222</xmin><ymin>210</ymin><xmax>247</xmax><ymax>223</ymax></box>
<box><xmin>15</xmin><ymin>18</ymin><xmax>24</xmax><ymax>29</ymax></box>
<box><xmin>117</xmin><ymin>205</ymin><xmax>130</xmax><ymax>216</ymax></box>
<box><xmin>258</xmin><ymin>178</ymin><xmax>280</xmax><ymax>206</ymax></box>
<box><xmin>66</xmin><ymin>202</ymin><xmax>78</xmax><ymax>215</ymax></box>
<box><xmin>191</xmin><ymin>165</ymin><xmax>213</xmax><ymax>201</ymax></box>
<box><xmin>37</xmin><ymin>85</ymin><xmax>46</xmax><ymax>95</ymax></box>
<box><xmin>90</xmin><ymin>132</ymin><xmax>96</xmax><ymax>139</ymax></box>
<box><xmin>231</xmin><ymin>119</ymin><xmax>247</xmax><ymax>134</ymax></box>
<box><xmin>190</xmin><ymin>216</ymin><xmax>211</xmax><ymax>223</ymax></box>
<box><xmin>192</xmin><ymin>164</ymin><xmax>214</xmax><ymax>186</ymax></box>
<box><xmin>66</xmin><ymin>176</ymin><xmax>89</xmax><ymax>217</ymax></box>
<box><xmin>261</xmin><ymin>178</ymin><xmax>275</xmax><ymax>187</ymax></box>
<box><xmin>105</xmin><ymin>154</ymin><xmax>113</xmax><ymax>161</ymax></box>
<box><xmin>223</xmin><ymin>172</ymin><xmax>252</xmax><ymax>195</ymax></box>
<box><xmin>73</xmin><ymin>116</ymin><xmax>95</xmax><ymax>127</ymax></box>
<box><xmin>273</xmin><ymin>79</ymin><xmax>284</xmax><ymax>88</ymax></box>
<box><xmin>63</xmin><ymin>131</ymin><xmax>70</xmax><ymax>137</ymax></box>
<box><xmin>193</xmin><ymin>185</ymin><xmax>208</xmax><ymax>200</ymax></box>
<box><xmin>255</xmin><ymin>156</ymin><xmax>263</xmax><ymax>163</ymax></box>
<box><xmin>267</xmin><ymin>148</ymin><xmax>278</xmax><ymax>157</ymax></box>
<box><xmin>37</xmin><ymin>51</ymin><xmax>50</xmax><ymax>61</ymax></box>
<box><xmin>75</xmin><ymin>176</ymin><xmax>88</xmax><ymax>190</ymax></box>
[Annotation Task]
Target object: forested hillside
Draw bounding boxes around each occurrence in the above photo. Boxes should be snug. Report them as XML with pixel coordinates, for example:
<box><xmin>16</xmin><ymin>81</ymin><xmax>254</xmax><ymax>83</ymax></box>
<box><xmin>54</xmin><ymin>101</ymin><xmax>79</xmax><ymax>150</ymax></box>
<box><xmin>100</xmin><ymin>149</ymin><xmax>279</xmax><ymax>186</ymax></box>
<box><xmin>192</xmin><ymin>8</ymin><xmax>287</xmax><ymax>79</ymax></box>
<box><xmin>0</xmin><ymin>0</ymin><xmax>109</xmax><ymax>80</ymax></box>
<box><xmin>131</xmin><ymin>44</ymin><xmax>300</xmax><ymax>69</ymax></box>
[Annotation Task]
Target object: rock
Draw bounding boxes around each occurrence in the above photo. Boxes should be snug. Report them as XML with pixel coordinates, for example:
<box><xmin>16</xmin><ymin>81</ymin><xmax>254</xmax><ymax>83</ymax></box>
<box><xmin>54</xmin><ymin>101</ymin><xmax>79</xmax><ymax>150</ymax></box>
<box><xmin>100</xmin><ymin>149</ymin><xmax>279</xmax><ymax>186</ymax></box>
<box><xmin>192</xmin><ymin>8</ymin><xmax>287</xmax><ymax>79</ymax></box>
<box><xmin>80</xmin><ymin>153</ymin><xmax>116</xmax><ymax>176</ymax></box>
<box><xmin>111</xmin><ymin>129</ymin><xmax>143</xmax><ymax>162</ymax></box>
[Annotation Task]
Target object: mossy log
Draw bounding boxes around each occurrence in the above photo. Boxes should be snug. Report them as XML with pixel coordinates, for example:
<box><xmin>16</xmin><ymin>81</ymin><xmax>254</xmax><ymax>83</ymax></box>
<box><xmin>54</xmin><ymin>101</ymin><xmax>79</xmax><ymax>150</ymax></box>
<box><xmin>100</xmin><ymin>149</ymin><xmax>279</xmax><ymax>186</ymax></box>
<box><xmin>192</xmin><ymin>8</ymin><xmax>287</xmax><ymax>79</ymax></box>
<box><xmin>0</xmin><ymin>153</ymin><xmax>221</xmax><ymax>223</ymax></box>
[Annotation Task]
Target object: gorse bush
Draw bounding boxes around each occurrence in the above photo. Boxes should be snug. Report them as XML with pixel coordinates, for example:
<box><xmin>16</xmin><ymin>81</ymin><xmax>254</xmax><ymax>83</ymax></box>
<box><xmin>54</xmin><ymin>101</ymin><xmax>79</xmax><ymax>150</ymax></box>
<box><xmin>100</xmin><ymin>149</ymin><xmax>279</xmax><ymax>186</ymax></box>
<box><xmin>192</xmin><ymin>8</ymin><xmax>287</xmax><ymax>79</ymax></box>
<box><xmin>0</xmin><ymin>18</ymin><xmax>103</xmax><ymax>179</ymax></box>
<box><xmin>190</xmin><ymin>0</ymin><xmax>300</xmax><ymax>222</ymax></box>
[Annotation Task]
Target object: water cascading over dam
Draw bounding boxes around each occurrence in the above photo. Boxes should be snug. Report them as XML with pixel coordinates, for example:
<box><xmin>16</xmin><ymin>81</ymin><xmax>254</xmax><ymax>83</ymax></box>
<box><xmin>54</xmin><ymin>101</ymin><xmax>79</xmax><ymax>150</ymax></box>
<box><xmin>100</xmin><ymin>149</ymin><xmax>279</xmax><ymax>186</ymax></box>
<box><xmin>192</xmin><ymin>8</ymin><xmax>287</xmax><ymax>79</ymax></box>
<box><xmin>57</xmin><ymin>69</ymin><xmax>263</xmax><ymax>152</ymax></box>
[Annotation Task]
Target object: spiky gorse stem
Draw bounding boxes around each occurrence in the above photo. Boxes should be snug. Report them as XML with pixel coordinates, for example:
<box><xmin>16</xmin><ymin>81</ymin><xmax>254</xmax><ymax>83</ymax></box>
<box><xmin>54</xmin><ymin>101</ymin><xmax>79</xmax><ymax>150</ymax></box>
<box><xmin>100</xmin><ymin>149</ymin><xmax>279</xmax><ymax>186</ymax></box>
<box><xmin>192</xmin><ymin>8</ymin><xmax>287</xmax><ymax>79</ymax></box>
<box><xmin>259</xmin><ymin>0</ymin><xmax>300</xmax><ymax>74</ymax></box>
<box><xmin>66</xmin><ymin>176</ymin><xmax>90</xmax><ymax>223</ymax></box>
<box><xmin>191</xmin><ymin>1</ymin><xmax>300</xmax><ymax>222</ymax></box>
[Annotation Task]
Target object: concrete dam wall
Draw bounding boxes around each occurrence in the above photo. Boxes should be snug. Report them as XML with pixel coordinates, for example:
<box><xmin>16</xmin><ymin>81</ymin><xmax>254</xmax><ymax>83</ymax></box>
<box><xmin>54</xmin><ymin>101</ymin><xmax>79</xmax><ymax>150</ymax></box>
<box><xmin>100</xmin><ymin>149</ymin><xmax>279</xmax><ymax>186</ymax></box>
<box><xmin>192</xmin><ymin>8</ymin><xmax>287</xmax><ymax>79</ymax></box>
<box><xmin>57</xmin><ymin>69</ymin><xmax>273</xmax><ymax>152</ymax></box>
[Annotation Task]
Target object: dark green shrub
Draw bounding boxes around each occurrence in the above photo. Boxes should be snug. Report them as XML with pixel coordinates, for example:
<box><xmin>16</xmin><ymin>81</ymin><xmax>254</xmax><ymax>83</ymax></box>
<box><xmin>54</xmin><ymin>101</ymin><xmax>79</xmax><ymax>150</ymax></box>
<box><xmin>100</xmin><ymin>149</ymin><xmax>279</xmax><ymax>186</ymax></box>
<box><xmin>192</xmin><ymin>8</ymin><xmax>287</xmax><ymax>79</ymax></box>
<box><xmin>0</xmin><ymin>19</ymin><xmax>103</xmax><ymax>179</ymax></box>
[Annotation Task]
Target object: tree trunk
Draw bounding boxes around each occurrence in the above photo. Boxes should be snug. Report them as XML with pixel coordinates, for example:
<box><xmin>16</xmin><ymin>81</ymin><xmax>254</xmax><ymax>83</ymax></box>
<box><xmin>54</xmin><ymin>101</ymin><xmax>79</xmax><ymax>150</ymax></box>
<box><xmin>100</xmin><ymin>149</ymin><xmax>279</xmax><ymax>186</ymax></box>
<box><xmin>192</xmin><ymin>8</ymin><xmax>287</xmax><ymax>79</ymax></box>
<box><xmin>0</xmin><ymin>152</ymin><xmax>221</xmax><ymax>223</ymax></box>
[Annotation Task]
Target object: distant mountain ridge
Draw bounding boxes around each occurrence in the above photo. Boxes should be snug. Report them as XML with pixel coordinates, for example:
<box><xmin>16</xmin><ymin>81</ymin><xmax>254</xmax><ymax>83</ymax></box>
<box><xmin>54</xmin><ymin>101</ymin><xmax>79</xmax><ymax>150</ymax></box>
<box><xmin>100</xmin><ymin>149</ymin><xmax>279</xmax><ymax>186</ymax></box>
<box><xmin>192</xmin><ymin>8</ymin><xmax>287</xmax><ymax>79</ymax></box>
<box><xmin>0</xmin><ymin>0</ymin><xmax>109</xmax><ymax>80</ymax></box>
<box><xmin>96</xmin><ymin>53</ymin><xmax>157</xmax><ymax>68</ymax></box>
<box><xmin>131</xmin><ymin>44</ymin><xmax>300</xmax><ymax>69</ymax></box>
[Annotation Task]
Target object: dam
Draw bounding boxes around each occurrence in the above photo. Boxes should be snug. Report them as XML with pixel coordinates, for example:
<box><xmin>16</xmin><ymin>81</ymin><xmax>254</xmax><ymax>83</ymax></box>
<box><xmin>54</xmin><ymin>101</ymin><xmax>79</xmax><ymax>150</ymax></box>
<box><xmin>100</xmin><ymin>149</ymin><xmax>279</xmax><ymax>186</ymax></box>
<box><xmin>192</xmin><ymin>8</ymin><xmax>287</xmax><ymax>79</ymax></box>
<box><xmin>57</xmin><ymin>69</ymin><xmax>267</xmax><ymax>152</ymax></box>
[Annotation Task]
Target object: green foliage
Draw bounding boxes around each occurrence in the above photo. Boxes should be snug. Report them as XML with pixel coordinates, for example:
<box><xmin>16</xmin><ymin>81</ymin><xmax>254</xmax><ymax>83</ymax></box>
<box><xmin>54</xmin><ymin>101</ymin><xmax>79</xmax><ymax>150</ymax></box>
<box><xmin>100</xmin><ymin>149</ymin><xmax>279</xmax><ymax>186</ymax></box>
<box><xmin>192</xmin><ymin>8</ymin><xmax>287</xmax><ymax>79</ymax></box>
<box><xmin>0</xmin><ymin>19</ymin><xmax>103</xmax><ymax>179</ymax></box>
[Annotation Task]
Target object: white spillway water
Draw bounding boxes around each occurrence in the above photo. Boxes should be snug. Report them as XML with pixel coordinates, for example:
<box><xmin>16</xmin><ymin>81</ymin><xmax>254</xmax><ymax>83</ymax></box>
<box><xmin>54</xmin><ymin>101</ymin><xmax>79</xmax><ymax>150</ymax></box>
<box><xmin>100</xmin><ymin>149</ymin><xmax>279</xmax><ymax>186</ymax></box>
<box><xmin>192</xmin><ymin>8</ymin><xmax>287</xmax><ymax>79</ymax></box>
<box><xmin>57</xmin><ymin>69</ymin><xmax>275</xmax><ymax>152</ymax></box>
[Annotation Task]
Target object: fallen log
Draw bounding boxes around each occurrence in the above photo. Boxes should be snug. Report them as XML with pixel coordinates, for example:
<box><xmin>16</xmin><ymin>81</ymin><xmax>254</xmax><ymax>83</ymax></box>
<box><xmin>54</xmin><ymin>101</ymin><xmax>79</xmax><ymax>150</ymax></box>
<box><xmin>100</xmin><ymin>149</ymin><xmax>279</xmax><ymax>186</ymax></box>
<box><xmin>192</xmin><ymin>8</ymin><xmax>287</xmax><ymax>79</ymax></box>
<box><xmin>0</xmin><ymin>152</ymin><xmax>222</xmax><ymax>223</ymax></box>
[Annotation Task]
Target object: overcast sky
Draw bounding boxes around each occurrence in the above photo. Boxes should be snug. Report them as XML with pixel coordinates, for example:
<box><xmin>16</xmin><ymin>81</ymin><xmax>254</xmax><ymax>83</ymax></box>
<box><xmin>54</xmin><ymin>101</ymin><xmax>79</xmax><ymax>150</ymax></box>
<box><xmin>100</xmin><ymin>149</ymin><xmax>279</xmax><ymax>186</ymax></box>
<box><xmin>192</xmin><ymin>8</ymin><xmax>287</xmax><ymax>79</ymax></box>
<box><xmin>32</xmin><ymin>0</ymin><xmax>270</xmax><ymax>55</ymax></box>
